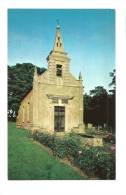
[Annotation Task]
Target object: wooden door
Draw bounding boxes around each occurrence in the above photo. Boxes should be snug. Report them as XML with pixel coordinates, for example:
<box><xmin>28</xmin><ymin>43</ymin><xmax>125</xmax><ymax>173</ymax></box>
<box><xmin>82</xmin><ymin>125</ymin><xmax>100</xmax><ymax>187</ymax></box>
<box><xmin>54</xmin><ymin>106</ymin><xmax>65</xmax><ymax>132</ymax></box>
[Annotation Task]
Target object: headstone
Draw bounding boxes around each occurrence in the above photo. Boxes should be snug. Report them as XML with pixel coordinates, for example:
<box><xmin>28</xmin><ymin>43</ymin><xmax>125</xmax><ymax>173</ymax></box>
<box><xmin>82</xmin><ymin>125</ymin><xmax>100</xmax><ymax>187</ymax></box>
<box><xmin>93</xmin><ymin>138</ymin><xmax>103</xmax><ymax>146</ymax></box>
<box><xmin>87</xmin><ymin>123</ymin><xmax>93</xmax><ymax>129</ymax></box>
<box><xmin>92</xmin><ymin>126</ymin><xmax>96</xmax><ymax>131</ymax></box>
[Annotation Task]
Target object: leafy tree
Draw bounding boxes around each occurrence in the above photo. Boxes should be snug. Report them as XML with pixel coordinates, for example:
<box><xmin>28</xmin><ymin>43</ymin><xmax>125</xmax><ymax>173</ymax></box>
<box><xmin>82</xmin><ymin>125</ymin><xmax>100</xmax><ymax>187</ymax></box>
<box><xmin>90</xmin><ymin>86</ymin><xmax>108</xmax><ymax>97</ymax></box>
<box><xmin>109</xmin><ymin>69</ymin><xmax>116</xmax><ymax>95</ymax></box>
<box><xmin>90</xmin><ymin>86</ymin><xmax>108</xmax><ymax>127</ymax></box>
<box><xmin>84</xmin><ymin>86</ymin><xmax>108</xmax><ymax>127</ymax></box>
<box><xmin>108</xmin><ymin>69</ymin><xmax>116</xmax><ymax>131</ymax></box>
<box><xmin>84</xmin><ymin>70</ymin><xmax>116</xmax><ymax>132</ymax></box>
<box><xmin>84</xmin><ymin>93</ymin><xmax>91</xmax><ymax>125</ymax></box>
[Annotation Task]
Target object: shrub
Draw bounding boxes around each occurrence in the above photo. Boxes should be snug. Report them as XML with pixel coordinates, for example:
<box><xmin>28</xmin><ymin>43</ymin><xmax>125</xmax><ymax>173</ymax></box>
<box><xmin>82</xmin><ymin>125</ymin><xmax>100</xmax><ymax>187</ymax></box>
<box><xmin>33</xmin><ymin>131</ymin><xmax>54</xmax><ymax>149</ymax></box>
<box><xmin>32</xmin><ymin>131</ymin><xmax>115</xmax><ymax>179</ymax></box>
<box><xmin>64</xmin><ymin>133</ymin><xmax>81</xmax><ymax>157</ymax></box>
<box><xmin>73</xmin><ymin>147</ymin><xmax>115</xmax><ymax>179</ymax></box>
<box><xmin>103</xmin><ymin>133</ymin><xmax>115</xmax><ymax>144</ymax></box>
<box><xmin>95</xmin><ymin>152</ymin><xmax>115</xmax><ymax>179</ymax></box>
<box><xmin>53</xmin><ymin>137</ymin><xmax>67</xmax><ymax>158</ymax></box>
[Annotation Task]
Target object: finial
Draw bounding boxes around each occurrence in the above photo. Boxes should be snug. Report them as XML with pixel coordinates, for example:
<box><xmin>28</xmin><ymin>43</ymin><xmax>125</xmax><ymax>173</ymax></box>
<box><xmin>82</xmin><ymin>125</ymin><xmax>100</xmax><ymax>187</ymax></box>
<box><xmin>56</xmin><ymin>19</ymin><xmax>60</xmax><ymax>28</ymax></box>
<box><xmin>79</xmin><ymin>71</ymin><xmax>82</xmax><ymax>80</ymax></box>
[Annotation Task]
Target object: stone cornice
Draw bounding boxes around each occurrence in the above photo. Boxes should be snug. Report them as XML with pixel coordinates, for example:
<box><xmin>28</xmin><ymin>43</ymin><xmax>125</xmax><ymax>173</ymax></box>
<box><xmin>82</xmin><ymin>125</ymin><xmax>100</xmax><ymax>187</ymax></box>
<box><xmin>47</xmin><ymin>94</ymin><xmax>74</xmax><ymax>100</ymax></box>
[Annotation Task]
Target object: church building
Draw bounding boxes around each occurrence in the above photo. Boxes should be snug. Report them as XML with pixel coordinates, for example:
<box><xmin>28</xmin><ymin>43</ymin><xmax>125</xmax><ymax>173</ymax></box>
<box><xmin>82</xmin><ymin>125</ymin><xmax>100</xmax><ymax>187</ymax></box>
<box><xmin>17</xmin><ymin>24</ymin><xmax>85</xmax><ymax>133</ymax></box>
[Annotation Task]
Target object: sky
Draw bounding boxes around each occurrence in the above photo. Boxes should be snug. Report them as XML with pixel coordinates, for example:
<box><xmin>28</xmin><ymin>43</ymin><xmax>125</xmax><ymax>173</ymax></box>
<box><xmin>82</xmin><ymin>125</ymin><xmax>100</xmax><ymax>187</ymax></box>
<box><xmin>8</xmin><ymin>9</ymin><xmax>115</xmax><ymax>94</ymax></box>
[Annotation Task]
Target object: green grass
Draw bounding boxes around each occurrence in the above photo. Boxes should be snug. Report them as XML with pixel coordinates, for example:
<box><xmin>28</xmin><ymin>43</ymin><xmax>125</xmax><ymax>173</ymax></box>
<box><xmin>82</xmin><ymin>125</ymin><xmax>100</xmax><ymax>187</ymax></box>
<box><xmin>8</xmin><ymin>122</ymin><xmax>86</xmax><ymax>180</ymax></box>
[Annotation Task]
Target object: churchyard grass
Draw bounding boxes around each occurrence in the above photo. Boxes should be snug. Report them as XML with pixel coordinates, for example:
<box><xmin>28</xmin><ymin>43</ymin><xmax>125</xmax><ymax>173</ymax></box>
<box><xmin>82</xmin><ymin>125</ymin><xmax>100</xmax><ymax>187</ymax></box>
<box><xmin>8</xmin><ymin>122</ymin><xmax>85</xmax><ymax>180</ymax></box>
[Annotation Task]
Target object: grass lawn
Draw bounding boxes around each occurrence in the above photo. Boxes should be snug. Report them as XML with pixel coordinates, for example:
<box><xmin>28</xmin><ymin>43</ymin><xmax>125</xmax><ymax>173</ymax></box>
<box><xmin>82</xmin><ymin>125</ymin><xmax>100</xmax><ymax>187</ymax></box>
<box><xmin>8</xmin><ymin>122</ymin><xmax>86</xmax><ymax>180</ymax></box>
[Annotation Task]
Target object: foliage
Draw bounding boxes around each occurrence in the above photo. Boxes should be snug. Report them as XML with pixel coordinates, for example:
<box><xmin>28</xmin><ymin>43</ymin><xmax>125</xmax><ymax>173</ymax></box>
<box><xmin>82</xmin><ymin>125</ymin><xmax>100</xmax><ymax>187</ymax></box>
<box><xmin>109</xmin><ymin>69</ymin><xmax>116</xmax><ymax>94</ymax></box>
<box><xmin>33</xmin><ymin>132</ymin><xmax>54</xmax><ymax>149</ymax></box>
<box><xmin>64</xmin><ymin>133</ymin><xmax>81</xmax><ymax>158</ymax></box>
<box><xmin>96</xmin><ymin>151</ymin><xmax>115</xmax><ymax>179</ymax></box>
<box><xmin>84</xmin><ymin>69</ymin><xmax>116</xmax><ymax>132</ymax></box>
<box><xmin>74</xmin><ymin>147</ymin><xmax>115</xmax><ymax>179</ymax></box>
<box><xmin>84</xmin><ymin>86</ymin><xmax>108</xmax><ymax>127</ymax></box>
<box><xmin>33</xmin><ymin>131</ymin><xmax>115</xmax><ymax>180</ymax></box>
<box><xmin>8</xmin><ymin>122</ymin><xmax>84</xmax><ymax>180</ymax></box>
<box><xmin>53</xmin><ymin>137</ymin><xmax>67</xmax><ymax>158</ymax></box>
<box><xmin>103</xmin><ymin>133</ymin><xmax>115</xmax><ymax>144</ymax></box>
<box><xmin>8</xmin><ymin>63</ymin><xmax>46</xmax><ymax>121</ymax></box>
<box><xmin>90</xmin><ymin>86</ymin><xmax>108</xmax><ymax>96</ymax></box>
<box><xmin>108</xmin><ymin>69</ymin><xmax>116</xmax><ymax>131</ymax></box>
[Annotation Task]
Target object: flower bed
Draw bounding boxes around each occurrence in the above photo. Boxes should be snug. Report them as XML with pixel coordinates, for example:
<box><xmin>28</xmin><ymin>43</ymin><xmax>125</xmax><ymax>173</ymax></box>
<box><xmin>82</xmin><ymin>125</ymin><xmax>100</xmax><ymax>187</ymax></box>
<box><xmin>32</xmin><ymin>131</ymin><xmax>115</xmax><ymax>179</ymax></box>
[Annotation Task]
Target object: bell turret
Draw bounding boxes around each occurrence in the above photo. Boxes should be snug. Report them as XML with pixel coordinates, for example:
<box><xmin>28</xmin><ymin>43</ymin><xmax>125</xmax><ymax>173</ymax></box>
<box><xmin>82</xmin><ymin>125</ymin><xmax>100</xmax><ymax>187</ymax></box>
<box><xmin>53</xmin><ymin>23</ymin><xmax>65</xmax><ymax>53</ymax></box>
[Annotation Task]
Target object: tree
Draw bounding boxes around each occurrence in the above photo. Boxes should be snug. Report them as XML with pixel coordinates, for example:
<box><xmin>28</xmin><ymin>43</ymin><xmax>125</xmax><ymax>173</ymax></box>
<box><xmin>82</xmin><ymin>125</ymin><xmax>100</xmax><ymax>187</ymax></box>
<box><xmin>108</xmin><ymin>69</ymin><xmax>116</xmax><ymax>132</ymax></box>
<box><xmin>84</xmin><ymin>86</ymin><xmax>108</xmax><ymax>127</ymax></box>
<box><xmin>109</xmin><ymin>69</ymin><xmax>116</xmax><ymax>95</ymax></box>
<box><xmin>84</xmin><ymin>69</ymin><xmax>116</xmax><ymax>132</ymax></box>
<box><xmin>84</xmin><ymin>93</ymin><xmax>92</xmax><ymax>125</ymax></box>
<box><xmin>90</xmin><ymin>86</ymin><xmax>108</xmax><ymax>97</ymax></box>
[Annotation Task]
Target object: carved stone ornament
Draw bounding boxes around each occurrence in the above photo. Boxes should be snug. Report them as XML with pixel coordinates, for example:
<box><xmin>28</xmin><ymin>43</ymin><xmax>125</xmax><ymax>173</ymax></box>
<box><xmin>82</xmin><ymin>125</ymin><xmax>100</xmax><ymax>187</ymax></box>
<box><xmin>47</xmin><ymin>94</ymin><xmax>74</xmax><ymax>101</ymax></box>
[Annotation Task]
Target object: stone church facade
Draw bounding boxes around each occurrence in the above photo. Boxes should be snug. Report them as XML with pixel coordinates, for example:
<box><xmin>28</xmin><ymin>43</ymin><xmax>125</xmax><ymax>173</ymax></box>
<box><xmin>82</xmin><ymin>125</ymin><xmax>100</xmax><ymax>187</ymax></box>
<box><xmin>17</xmin><ymin>24</ymin><xmax>85</xmax><ymax>133</ymax></box>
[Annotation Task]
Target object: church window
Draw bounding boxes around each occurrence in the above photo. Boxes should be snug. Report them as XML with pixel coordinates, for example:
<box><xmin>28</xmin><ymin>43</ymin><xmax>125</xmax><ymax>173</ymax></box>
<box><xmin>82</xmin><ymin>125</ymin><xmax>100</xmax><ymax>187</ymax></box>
<box><xmin>56</xmin><ymin>64</ymin><xmax>62</xmax><ymax>77</ymax></box>
<box><xmin>60</xmin><ymin>43</ymin><xmax>62</xmax><ymax>47</ymax></box>
<box><xmin>57</xmin><ymin>43</ymin><xmax>58</xmax><ymax>47</ymax></box>
<box><xmin>58</xmin><ymin>37</ymin><xmax>60</xmax><ymax>40</ymax></box>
